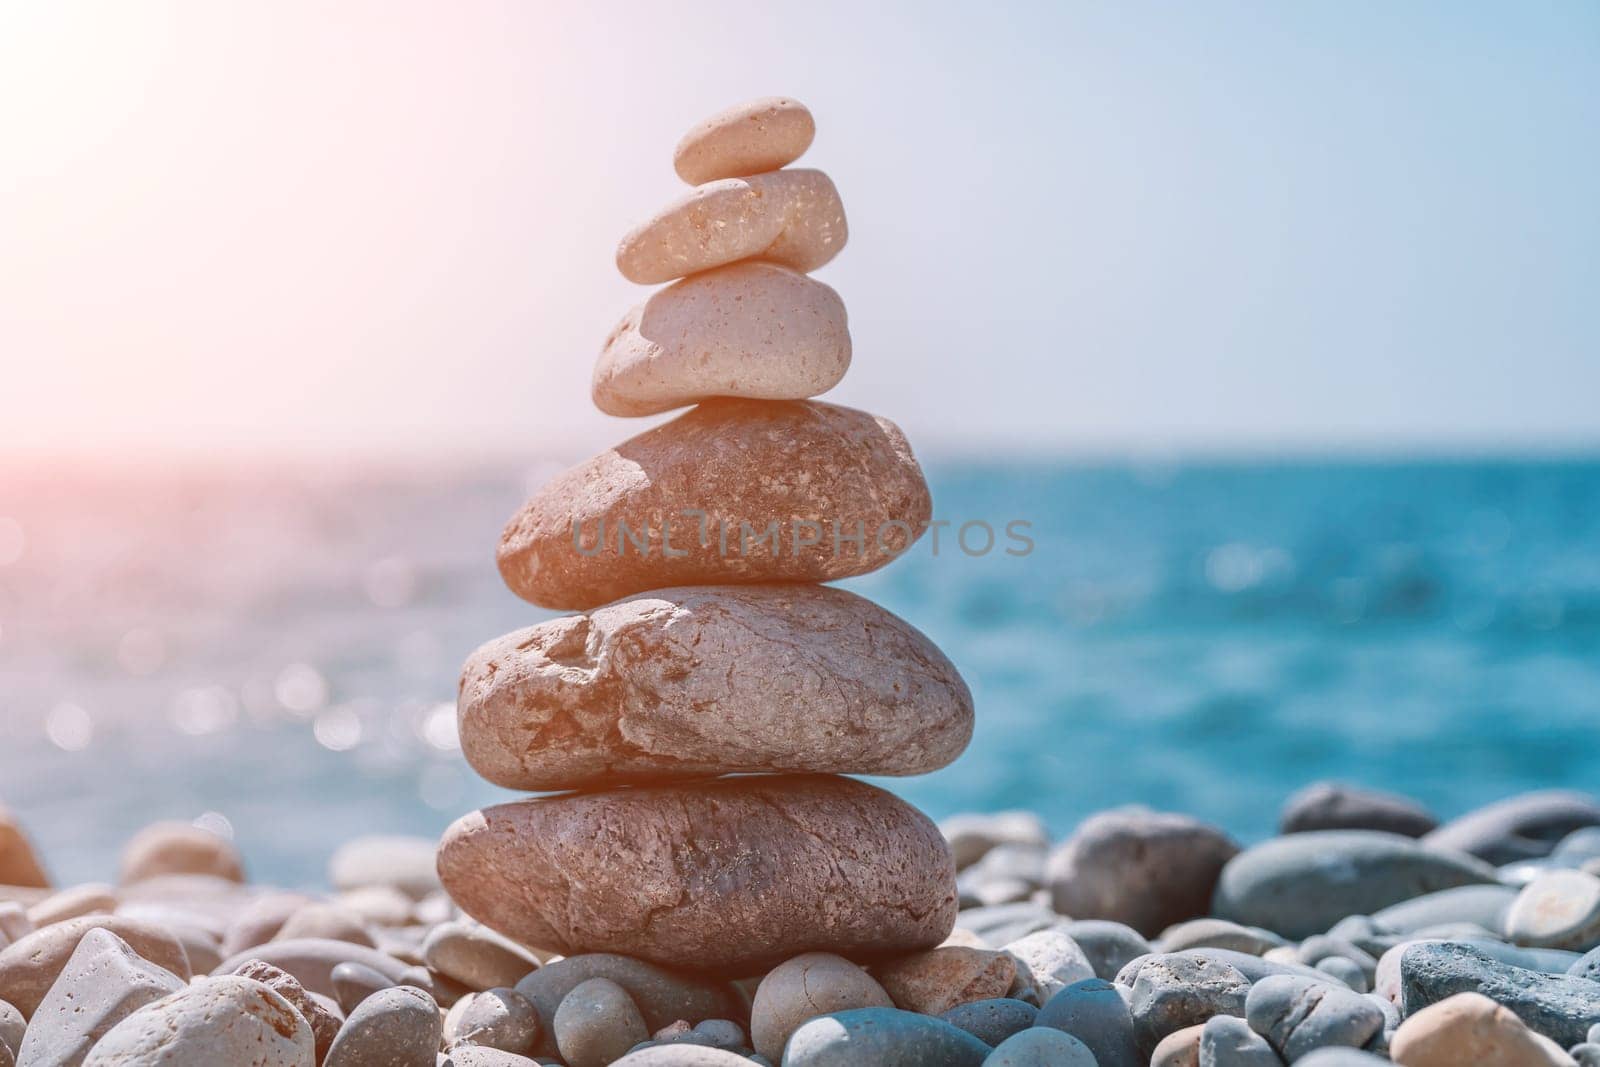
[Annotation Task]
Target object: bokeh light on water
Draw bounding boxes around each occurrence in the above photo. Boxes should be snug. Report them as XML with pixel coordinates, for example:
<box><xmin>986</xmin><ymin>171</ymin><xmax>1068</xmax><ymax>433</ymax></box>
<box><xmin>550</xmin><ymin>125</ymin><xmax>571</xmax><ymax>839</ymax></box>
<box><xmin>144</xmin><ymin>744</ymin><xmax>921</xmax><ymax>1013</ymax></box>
<box><xmin>1</xmin><ymin>458</ymin><xmax>1598</xmax><ymax>886</ymax></box>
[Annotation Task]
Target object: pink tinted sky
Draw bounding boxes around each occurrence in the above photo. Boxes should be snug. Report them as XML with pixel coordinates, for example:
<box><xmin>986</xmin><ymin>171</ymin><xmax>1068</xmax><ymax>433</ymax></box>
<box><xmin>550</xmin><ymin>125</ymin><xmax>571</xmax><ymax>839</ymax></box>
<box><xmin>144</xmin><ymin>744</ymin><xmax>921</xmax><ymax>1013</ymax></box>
<box><xmin>3</xmin><ymin>1</ymin><xmax>1597</xmax><ymax>463</ymax></box>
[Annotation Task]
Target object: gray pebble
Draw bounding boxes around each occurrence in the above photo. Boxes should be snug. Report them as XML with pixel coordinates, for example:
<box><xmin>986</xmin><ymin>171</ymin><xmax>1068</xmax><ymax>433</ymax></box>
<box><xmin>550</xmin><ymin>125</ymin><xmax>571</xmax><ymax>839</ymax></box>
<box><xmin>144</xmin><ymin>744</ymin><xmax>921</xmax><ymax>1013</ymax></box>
<box><xmin>1161</xmin><ymin>919</ymin><xmax>1286</xmax><ymax>957</ymax></box>
<box><xmin>516</xmin><ymin>954</ymin><xmax>737</xmax><ymax>1059</ymax></box>
<box><xmin>1314</xmin><ymin>956</ymin><xmax>1368</xmax><ymax>993</ymax></box>
<box><xmin>1574</xmin><ymin>1043</ymin><xmax>1600</xmax><ymax>1067</ymax></box>
<box><xmin>1211</xmin><ymin>831</ymin><xmax>1499</xmax><ymax>940</ymax></box>
<box><xmin>1036</xmin><ymin>977</ymin><xmax>1139</xmax><ymax>1067</ymax></box>
<box><xmin>1244</xmin><ymin>974</ymin><xmax>1383</xmax><ymax>1060</ymax></box>
<box><xmin>983</xmin><ymin>1027</ymin><xmax>1097</xmax><ymax>1066</ymax></box>
<box><xmin>783</xmin><ymin>1008</ymin><xmax>990</xmax><ymax>1066</ymax></box>
<box><xmin>1198</xmin><ymin>1014</ymin><xmax>1280</xmax><ymax>1066</ymax></box>
<box><xmin>1127</xmin><ymin>952</ymin><xmax>1250</xmax><ymax>1055</ymax></box>
<box><xmin>689</xmin><ymin>1019</ymin><xmax>744</xmax><ymax>1050</ymax></box>
<box><xmin>554</xmin><ymin>977</ymin><xmax>649</xmax><ymax>1067</ymax></box>
<box><xmin>1292</xmin><ymin>1050</ymin><xmax>1389</xmax><ymax>1065</ymax></box>
<box><xmin>1398</xmin><ymin>939</ymin><xmax>1600</xmax><ymax>1047</ymax></box>
<box><xmin>445</xmin><ymin>987</ymin><xmax>541</xmax><ymax>1055</ymax></box>
<box><xmin>937</xmin><ymin>998</ymin><xmax>1038</xmax><ymax>1045</ymax></box>
<box><xmin>331</xmin><ymin>959</ymin><xmax>396</xmax><ymax>1015</ymax></box>
<box><xmin>1278</xmin><ymin>782</ymin><xmax>1437</xmax><ymax>838</ymax></box>
<box><xmin>324</xmin><ymin>984</ymin><xmax>441</xmax><ymax>1067</ymax></box>
<box><xmin>1369</xmin><ymin>883</ymin><xmax>1517</xmax><ymax>935</ymax></box>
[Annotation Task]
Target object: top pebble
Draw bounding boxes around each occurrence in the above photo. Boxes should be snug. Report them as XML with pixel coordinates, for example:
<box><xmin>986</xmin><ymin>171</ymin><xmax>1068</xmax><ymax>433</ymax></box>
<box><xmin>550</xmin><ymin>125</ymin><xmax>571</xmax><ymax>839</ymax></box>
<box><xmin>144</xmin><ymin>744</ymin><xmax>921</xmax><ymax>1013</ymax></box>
<box><xmin>673</xmin><ymin>96</ymin><xmax>815</xmax><ymax>184</ymax></box>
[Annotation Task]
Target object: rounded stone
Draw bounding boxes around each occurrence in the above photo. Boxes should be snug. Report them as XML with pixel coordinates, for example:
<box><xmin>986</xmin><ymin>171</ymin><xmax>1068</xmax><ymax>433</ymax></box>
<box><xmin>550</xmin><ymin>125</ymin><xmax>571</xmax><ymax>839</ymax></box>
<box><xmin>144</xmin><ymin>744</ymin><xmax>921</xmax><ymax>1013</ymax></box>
<box><xmin>936</xmin><ymin>998</ymin><xmax>1036</xmax><ymax>1046</ymax></box>
<box><xmin>439</xmin><ymin>775</ymin><xmax>957</xmax><ymax>973</ymax></box>
<box><xmin>1126</xmin><ymin>952</ymin><xmax>1251</xmax><ymax>1056</ymax></box>
<box><xmin>940</xmin><ymin>812</ymin><xmax>1050</xmax><ymax>871</ymax></box>
<box><xmin>1505</xmin><ymin>868</ymin><xmax>1600</xmax><ymax>950</ymax></box>
<box><xmin>876</xmin><ymin>946</ymin><xmax>1015</xmax><ymax>1015</ymax></box>
<box><xmin>459</xmin><ymin>584</ymin><xmax>971</xmax><ymax>791</ymax></box>
<box><xmin>444</xmin><ymin>988</ymin><xmax>540</xmax><ymax>1054</ymax></box>
<box><xmin>497</xmin><ymin>399</ymin><xmax>929</xmax><ymax>610</ymax></box>
<box><xmin>749</xmin><ymin>952</ymin><xmax>892</xmax><ymax>1061</ymax></box>
<box><xmin>1036</xmin><ymin>977</ymin><xmax>1139</xmax><ymax>1067</ymax></box>
<box><xmin>424</xmin><ymin>920</ymin><xmax>541</xmax><ymax>991</ymax></box>
<box><xmin>83</xmin><ymin>975</ymin><xmax>313</xmax><ymax>1067</ymax></box>
<box><xmin>1244</xmin><ymin>974</ymin><xmax>1384</xmax><ymax>1060</ymax></box>
<box><xmin>0</xmin><ymin>809</ymin><xmax>49</xmax><ymax>889</ymax></box>
<box><xmin>673</xmin><ymin>96</ymin><xmax>815</xmax><ymax>185</ymax></box>
<box><xmin>17</xmin><ymin>927</ymin><xmax>185</xmax><ymax>1067</ymax></box>
<box><xmin>328</xmin><ymin>835</ymin><xmax>442</xmax><ymax>900</ymax></box>
<box><xmin>233</xmin><ymin>958</ymin><xmax>343</xmax><ymax>1065</ymax></box>
<box><xmin>553</xmin><ymin>977</ymin><xmax>648</xmax><ymax>1067</ymax></box>
<box><xmin>782</xmin><ymin>1007</ymin><xmax>990</xmax><ymax>1066</ymax></box>
<box><xmin>1397</xmin><ymin>940</ymin><xmax>1600</xmax><ymax>1048</ymax></box>
<box><xmin>1159</xmin><ymin>918</ymin><xmax>1285</xmax><ymax>957</ymax></box>
<box><xmin>220</xmin><ymin>892</ymin><xmax>314</xmax><ymax>957</ymax></box>
<box><xmin>1211</xmin><ymin>830</ymin><xmax>1498</xmax><ymax>939</ymax></box>
<box><xmin>117</xmin><ymin>822</ymin><xmax>243</xmax><ymax>885</ymax></box>
<box><xmin>324</xmin><ymin>984</ymin><xmax>440</xmax><ymax>1067</ymax></box>
<box><xmin>0</xmin><ymin>915</ymin><xmax>191</xmax><ymax>1018</ymax></box>
<box><xmin>594</xmin><ymin>262</ymin><xmax>848</xmax><ymax>417</ymax></box>
<box><xmin>1058</xmin><ymin>920</ymin><xmax>1154</xmax><ymax>981</ymax></box>
<box><xmin>1047</xmin><ymin>808</ymin><xmax>1239</xmax><ymax>937</ymax></box>
<box><xmin>1390</xmin><ymin>990</ymin><xmax>1573</xmax><ymax>1065</ymax></box>
<box><xmin>329</xmin><ymin>960</ymin><xmax>394</xmax><ymax>1017</ymax></box>
<box><xmin>616</xmin><ymin>169</ymin><xmax>846</xmax><ymax>285</ymax></box>
<box><xmin>515</xmin><ymin>954</ymin><xmax>738</xmax><ymax>1058</ymax></box>
<box><xmin>986</xmin><ymin>1027</ymin><xmax>1097</xmax><ymax>1066</ymax></box>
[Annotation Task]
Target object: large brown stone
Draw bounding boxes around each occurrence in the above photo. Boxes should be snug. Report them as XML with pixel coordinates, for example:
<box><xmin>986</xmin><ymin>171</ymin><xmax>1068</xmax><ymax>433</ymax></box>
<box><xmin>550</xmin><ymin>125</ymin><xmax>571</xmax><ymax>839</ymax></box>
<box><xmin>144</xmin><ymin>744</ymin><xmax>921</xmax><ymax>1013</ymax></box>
<box><xmin>458</xmin><ymin>584</ymin><xmax>972</xmax><ymax>791</ymax></box>
<box><xmin>437</xmin><ymin>775</ymin><xmax>956</xmax><ymax>974</ymax></box>
<box><xmin>496</xmin><ymin>399</ymin><xmax>931</xmax><ymax>610</ymax></box>
<box><xmin>0</xmin><ymin>809</ymin><xmax>49</xmax><ymax>889</ymax></box>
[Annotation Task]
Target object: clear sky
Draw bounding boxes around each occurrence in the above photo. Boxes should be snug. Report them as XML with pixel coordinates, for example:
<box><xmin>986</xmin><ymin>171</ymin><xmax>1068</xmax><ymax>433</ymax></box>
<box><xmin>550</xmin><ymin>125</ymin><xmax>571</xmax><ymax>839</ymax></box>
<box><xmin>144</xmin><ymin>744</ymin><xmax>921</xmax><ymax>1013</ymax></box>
<box><xmin>3</xmin><ymin>1</ymin><xmax>1596</xmax><ymax>462</ymax></box>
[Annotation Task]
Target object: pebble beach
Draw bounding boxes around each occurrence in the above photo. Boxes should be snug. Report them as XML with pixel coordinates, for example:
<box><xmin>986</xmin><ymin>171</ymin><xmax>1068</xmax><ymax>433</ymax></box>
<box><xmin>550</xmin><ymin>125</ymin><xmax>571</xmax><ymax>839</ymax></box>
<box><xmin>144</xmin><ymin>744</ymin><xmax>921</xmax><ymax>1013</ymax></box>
<box><xmin>4</xmin><ymin>92</ymin><xmax>1599</xmax><ymax>1067</ymax></box>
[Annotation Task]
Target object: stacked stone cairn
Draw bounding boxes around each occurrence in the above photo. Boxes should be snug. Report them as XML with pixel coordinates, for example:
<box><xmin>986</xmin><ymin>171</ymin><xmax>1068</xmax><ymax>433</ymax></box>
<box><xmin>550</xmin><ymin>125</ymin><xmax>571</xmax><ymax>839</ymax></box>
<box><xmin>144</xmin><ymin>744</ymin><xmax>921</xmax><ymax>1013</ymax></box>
<box><xmin>436</xmin><ymin>96</ymin><xmax>979</xmax><ymax>1062</ymax></box>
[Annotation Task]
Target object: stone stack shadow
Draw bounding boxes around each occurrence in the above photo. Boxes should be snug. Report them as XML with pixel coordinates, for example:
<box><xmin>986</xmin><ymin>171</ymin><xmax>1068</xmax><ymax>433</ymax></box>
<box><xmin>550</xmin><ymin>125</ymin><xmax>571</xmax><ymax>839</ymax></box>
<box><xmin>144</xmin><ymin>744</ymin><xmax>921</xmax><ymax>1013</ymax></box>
<box><xmin>436</xmin><ymin>97</ymin><xmax>973</xmax><ymax>976</ymax></box>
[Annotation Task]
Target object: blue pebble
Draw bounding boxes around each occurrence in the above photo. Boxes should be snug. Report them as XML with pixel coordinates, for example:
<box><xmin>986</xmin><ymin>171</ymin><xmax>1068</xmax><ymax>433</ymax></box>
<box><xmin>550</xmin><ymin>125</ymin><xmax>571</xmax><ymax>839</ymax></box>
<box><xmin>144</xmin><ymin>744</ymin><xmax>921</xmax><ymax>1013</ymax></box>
<box><xmin>783</xmin><ymin>1008</ymin><xmax>991</xmax><ymax>1067</ymax></box>
<box><xmin>983</xmin><ymin>1027</ymin><xmax>1097</xmax><ymax>1066</ymax></box>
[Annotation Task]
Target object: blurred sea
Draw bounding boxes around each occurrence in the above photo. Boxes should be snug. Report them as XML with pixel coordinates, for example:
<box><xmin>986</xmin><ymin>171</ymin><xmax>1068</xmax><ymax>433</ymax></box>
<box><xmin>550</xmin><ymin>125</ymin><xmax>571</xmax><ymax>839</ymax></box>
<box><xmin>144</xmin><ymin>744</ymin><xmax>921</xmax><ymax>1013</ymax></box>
<box><xmin>2</xmin><ymin>457</ymin><xmax>1599</xmax><ymax>887</ymax></box>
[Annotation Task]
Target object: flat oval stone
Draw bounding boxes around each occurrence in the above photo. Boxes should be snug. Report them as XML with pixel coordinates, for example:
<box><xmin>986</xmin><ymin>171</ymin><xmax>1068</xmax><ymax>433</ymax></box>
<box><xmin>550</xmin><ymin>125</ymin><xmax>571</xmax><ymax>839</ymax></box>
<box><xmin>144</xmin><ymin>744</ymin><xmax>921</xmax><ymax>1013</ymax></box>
<box><xmin>750</xmin><ymin>952</ymin><xmax>892</xmax><ymax>1062</ymax></box>
<box><xmin>325</xmin><ymin>985</ymin><xmax>439</xmax><ymax>1067</ymax></box>
<box><xmin>1211</xmin><ymin>831</ymin><xmax>1499</xmax><ymax>939</ymax></box>
<box><xmin>1047</xmin><ymin>808</ymin><xmax>1239</xmax><ymax>937</ymax></box>
<box><xmin>498</xmin><ymin>400</ymin><xmax>928</xmax><ymax>609</ymax></box>
<box><xmin>616</xmin><ymin>170</ymin><xmax>846</xmax><ymax>285</ymax></box>
<box><xmin>28</xmin><ymin>884</ymin><xmax>117</xmax><ymax>928</ymax></box>
<box><xmin>1424</xmin><ymin>791</ymin><xmax>1600</xmax><ymax>865</ymax></box>
<box><xmin>440</xmin><ymin>775</ymin><xmax>956</xmax><ymax>974</ymax></box>
<box><xmin>674</xmin><ymin>97</ymin><xmax>815</xmax><ymax>185</ymax></box>
<box><xmin>328</xmin><ymin>835</ymin><xmax>441</xmax><ymax>900</ymax></box>
<box><xmin>1398</xmin><ymin>940</ymin><xmax>1600</xmax><ymax>1047</ymax></box>
<box><xmin>423</xmin><ymin>920</ymin><xmax>541</xmax><ymax>991</ymax></box>
<box><xmin>213</xmin><ymin>938</ymin><xmax>410</xmax><ymax>1000</ymax></box>
<box><xmin>459</xmin><ymin>584</ymin><xmax>971</xmax><ymax>791</ymax></box>
<box><xmin>783</xmin><ymin>1007</ymin><xmax>990</xmax><ymax>1066</ymax></box>
<box><xmin>0</xmin><ymin>916</ymin><xmax>191</xmax><ymax>1018</ymax></box>
<box><xmin>17</xmin><ymin>928</ymin><xmax>184</xmax><ymax>1067</ymax></box>
<box><xmin>1506</xmin><ymin>869</ymin><xmax>1600</xmax><ymax>950</ymax></box>
<box><xmin>515</xmin><ymin>954</ymin><xmax>737</xmax><ymax>1059</ymax></box>
<box><xmin>83</xmin><ymin>975</ymin><xmax>313</xmax><ymax>1066</ymax></box>
<box><xmin>118</xmin><ymin>822</ymin><xmax>244</xmax><ymax>885</ymax></box>
<box><xmin>1370</xmin><ymin>884</ymin><xmax>1518</xmax><ymax>935</ymax></box>
<box><xmin>594</xmin><ymin>262</ymin><xmax>849</xmax><ymax>417</ymax></box>
<box><xmin>986</xmin><ymin>1027</ymin><xmax>1097</xmax><ymax>1066</ymax></box>
<box><xmin>1279</xmin><ymin>782</ymin><xmax>1438</xmax><ymax>837</ymax></box>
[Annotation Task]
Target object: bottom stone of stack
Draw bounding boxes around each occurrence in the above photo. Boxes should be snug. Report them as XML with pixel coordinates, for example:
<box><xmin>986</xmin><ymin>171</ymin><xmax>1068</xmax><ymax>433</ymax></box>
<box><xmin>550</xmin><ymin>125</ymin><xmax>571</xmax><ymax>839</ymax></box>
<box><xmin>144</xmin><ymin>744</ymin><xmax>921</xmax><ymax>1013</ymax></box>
<box><xmin>436</xmin><ymin>774</ymin><xmax>957</xmax><ymax>975</ymax></box>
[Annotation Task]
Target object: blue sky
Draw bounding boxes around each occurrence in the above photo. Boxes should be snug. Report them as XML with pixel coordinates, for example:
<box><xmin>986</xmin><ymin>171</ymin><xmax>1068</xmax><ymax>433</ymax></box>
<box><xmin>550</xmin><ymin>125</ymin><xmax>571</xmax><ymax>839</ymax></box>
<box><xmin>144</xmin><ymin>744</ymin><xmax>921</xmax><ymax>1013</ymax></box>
<box><xmin>3</xmin><ymin>1</ymin><xmax>1596</xmax><ymax>459</ymax></box>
